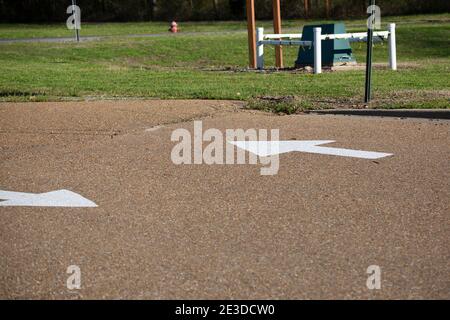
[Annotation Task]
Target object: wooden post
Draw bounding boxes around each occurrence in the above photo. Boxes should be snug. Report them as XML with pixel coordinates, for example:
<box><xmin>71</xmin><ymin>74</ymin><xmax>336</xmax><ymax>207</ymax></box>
<box><xmin>246</xmin><ymin>0</ymin><xmax>257</xmax><ymax>69</ymax></box>
<box><xmin>272</xmin><ymin>0</ymin><xmax>283</xmax><ymax>68</ymax></box>
<box><xmin>304</xmin><ymin>0</ymin><xmax>309</xmax><ymax>17</ymax></box>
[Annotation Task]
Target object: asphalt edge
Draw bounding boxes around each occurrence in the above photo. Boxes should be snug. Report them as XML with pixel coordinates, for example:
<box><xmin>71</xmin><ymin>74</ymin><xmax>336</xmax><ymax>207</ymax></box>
<box><xmin>307</xmin><ymin>109</ymin><xmax>450</xmax><ymax>120</ymax></box>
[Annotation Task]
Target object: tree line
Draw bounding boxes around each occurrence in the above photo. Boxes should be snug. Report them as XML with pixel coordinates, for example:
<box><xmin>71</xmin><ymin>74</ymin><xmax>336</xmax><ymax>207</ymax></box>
<box><xmin>0</xmin><ymin>0</ymin><xmax>448</xmax><ymax>23</ymax></box>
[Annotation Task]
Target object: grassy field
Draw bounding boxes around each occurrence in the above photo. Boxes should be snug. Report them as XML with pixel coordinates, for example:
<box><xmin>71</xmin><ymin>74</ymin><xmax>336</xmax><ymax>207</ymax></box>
<box><xmin>1</xmin><ymin>14</ymin><xmax>449</xmax><ymax>39</ymax></box>
<box><xmin>0</xmin><ymin>14</ymin><xmax>449</xmax><ymax>110</ymax></box>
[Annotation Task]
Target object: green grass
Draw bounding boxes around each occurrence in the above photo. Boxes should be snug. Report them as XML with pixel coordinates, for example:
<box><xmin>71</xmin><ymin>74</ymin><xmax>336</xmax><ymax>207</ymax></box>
<box><xmin>0</xmin><ymin>14</ymin><xmax>449</xmax><ymax>109</ymax></box>
<box><xmin>1</xmin><ymin>13</ymin><xmax>449</xmax><ymax>39</ymax></box>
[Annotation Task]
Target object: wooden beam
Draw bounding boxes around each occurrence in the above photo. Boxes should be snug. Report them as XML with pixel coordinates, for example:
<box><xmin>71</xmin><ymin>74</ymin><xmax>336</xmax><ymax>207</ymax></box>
<box><xmin>246</xmin><ymin>0</ymin><xmax>257</xmax><ymax>69</ymax></box>
<box><xmin>272</xmin><ymin>0</ymin><xmax>283</xmax><ymax>68</ymax></box>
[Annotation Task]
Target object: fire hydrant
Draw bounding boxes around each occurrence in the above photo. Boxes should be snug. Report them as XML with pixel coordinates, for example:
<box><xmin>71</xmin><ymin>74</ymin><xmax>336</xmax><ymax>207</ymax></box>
<box><xmin>169</xmin><ymin>21</ymin><xmax>178</xmax><ymax>33</ymax></box>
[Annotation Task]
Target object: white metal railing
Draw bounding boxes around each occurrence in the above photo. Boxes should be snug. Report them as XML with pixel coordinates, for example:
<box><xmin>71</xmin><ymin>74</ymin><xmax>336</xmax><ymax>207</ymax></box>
<box><xmin>320</xmin><ymin>31</ymin><xmax>389</xmax><ymax>41</ymax></box>
<box><xmin>261</xmin><ymin>40</ymin><xmax>312</xmax><ymax>46</ymax></box>
<box><xmin>264</xmin><ymin>33</ymin><xmax>303</xmax><ymax>39</ymax></box>
<box><xmin>256</xmin><ymin>23</ymin><xmax>397</xmax><ymax>74</ymax></box>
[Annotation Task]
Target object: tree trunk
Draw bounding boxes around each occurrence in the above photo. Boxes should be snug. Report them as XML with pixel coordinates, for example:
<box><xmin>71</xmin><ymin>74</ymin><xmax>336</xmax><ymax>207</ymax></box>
<box><xmin>304</xmin><ymin>0</ymin><xmax>309</xmax><ymax>17</ymax></box>
<box><xmin>212</xmin><ymin>0</ymin><xmax>219</xmax><ymax>19</ymax></box>
<box><xmin>325</xmin><ymin>0</ymin><xmax>331</xmax><ymax>18</ymax></box>
<box><xmin>148</xmin><ymin>0</ymin><xmax>155</xmax><ymax>20</ymax></box>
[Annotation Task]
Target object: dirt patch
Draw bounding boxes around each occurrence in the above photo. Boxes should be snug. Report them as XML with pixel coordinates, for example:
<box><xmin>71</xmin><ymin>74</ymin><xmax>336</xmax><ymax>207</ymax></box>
<box><xmin>204</xmin><ymin>62</ymin><xmax>421</xmax><ymax>74</ymax></box>
<box><xmin>245</xmin><ymin>96</ymin><xmax>311</xmax><ymax>115</ymax></box>
<box><xmin>245</xmin><ymin>89</ymin><xmax>450</xmax><ymax>114</ymax></box>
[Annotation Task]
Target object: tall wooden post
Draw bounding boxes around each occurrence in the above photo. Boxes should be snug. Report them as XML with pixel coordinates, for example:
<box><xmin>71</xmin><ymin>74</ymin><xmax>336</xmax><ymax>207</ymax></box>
<box><xmin>272</xmin><ymin>0</ymin><xmax>283</xmax><ymax>68</ymax></box>
<box><xmin>246</xmin><ymin>0</ymin><xmax>257</xmax><ymax>69</ymax></box>
<box><xmin>304</xmin><ymin>0</ymin><xmax>309</xmax><ymax>17</ymax></box>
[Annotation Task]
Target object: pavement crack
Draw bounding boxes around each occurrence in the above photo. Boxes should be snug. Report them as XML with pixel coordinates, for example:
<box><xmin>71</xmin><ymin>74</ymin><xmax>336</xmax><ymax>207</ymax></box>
<box><xmin>0</xmin><ymin>129</ymin><xmax>122</xmax><ymax>136</ymax></box>
<box><xmin>140</xmin><ymin>106</ymin><xmax>245</xmax><ymax>133</ymax></box>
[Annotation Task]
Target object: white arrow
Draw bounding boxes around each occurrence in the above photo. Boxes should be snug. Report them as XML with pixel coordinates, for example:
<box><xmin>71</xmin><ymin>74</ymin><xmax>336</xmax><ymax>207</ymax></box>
<box><xmin>0</xmin><ymin>189</ymin><xmax>98</xmax><ymax>207</ymax></box>
<box><xmin>229</xmin><ymin>140</ymin><xmax>392</xmax><ymax>159</ymax></box>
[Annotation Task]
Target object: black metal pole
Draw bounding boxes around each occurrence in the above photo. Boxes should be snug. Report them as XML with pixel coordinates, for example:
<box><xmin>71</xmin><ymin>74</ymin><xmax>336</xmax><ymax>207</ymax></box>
<box><xmin>364</xmin><ymin>0</ymin><xmax>375</xmax><ymax>103</ymax></box>
<box><xmin>72</xmin><ymin>0</ymin><xmax>80</xmax><ymax>42</ymax></box>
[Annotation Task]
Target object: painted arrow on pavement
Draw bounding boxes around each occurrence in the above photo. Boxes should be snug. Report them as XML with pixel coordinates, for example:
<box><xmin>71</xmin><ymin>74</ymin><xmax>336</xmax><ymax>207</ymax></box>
<box><xmin>0</xmin><ymin>189</ymin><xmax>98</xmax><ymax>207</ymax></box>
<box><xmin>229</xmin><ymin>140</ymin><xmax>392</xmax><ymax>159</ymax></box>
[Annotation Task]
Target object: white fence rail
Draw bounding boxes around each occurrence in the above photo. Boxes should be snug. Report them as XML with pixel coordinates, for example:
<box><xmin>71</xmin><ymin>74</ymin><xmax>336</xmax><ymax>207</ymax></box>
<box><xmin>263</xmin><ymin>33</ymin><xmax>303</xmax><ymax>39</ymax></box>
<box><xmin>256</xmin><ymin>23</ymin><xmax>397</xmax><ymax>74</ymax></box>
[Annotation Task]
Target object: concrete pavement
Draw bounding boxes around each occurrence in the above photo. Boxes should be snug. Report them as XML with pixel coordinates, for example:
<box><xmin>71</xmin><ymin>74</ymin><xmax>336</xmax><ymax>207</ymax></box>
<box><xmin>0</xmin><ymin>100</ymin><xmax>449</xmax><ymax>299</ymax></box>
